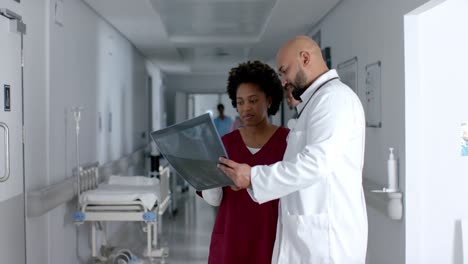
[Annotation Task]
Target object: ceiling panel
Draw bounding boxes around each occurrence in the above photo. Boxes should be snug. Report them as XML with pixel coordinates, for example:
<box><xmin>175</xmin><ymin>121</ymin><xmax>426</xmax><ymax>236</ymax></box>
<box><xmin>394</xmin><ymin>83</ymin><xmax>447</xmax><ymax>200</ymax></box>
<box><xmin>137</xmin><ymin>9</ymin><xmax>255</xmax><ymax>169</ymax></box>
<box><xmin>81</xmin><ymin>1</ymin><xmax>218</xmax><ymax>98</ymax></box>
<box><xmin>85</xmin><ymin>0</ymin><xmax>342</xmax><ymax>75</ymax></box>
<box><xmin>152</xmin><ymin>0</ymin><xmax>276</xmax><ymax>37</ymax></box>
<box><xmin>179</xmin><ymin>47</ymin><xmax>247</xmax><ymax>60</ymax></box>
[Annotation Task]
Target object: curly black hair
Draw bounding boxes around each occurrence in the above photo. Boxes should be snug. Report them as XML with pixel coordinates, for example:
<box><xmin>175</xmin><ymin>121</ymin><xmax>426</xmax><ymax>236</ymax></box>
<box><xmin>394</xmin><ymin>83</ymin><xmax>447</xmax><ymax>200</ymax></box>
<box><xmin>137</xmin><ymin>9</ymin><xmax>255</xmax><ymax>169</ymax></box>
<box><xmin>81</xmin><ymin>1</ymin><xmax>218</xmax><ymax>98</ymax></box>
<box><xmin>227</xmin><ymin>60</ymin><xmax>283</xmax><ymax>116</ymax></box>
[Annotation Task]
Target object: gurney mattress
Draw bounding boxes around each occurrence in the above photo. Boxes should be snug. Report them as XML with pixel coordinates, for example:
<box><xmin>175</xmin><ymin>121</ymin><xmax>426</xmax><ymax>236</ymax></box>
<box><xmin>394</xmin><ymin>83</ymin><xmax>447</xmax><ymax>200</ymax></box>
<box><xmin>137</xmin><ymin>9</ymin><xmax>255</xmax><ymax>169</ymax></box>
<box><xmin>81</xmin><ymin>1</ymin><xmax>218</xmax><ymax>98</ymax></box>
<box><xmin>80</xmin><ymin>176</ymin><xmax>160</xmax><ymax>210</ymax></box>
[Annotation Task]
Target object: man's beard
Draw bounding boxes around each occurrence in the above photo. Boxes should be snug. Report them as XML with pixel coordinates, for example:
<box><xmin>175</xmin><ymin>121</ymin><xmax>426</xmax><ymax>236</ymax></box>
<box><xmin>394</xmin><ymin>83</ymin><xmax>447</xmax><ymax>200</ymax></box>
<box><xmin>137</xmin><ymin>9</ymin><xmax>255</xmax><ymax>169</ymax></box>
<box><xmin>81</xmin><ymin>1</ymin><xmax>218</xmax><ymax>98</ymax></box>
<box><xmin>290</xmin><ymin>69</ymin><xmax>308</xmax><ymax>101</ymax></box>
<box><xmin>290</xmin><ymin>84</ymin><xmax>306</xmax><ymax>101</ymax></box>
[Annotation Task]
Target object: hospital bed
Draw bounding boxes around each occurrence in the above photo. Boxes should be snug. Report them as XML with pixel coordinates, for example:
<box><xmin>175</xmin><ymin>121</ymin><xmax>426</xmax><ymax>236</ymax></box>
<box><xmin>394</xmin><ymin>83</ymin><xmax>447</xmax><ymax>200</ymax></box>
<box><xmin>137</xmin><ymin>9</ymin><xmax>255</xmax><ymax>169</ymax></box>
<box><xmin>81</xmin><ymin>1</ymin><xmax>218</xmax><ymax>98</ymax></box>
<box><xmin>74</xmin><ymin>162</ymin><xmax>171</xmax><ymax>260</ymax></box>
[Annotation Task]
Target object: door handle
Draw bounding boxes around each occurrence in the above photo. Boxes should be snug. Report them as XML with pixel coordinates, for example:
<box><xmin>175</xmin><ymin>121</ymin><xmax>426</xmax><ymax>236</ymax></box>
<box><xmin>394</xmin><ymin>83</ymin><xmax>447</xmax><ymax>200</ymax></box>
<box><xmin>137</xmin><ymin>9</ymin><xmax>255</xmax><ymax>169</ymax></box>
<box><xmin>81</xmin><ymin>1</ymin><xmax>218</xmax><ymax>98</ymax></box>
<box><xmin>0</xmin><ymin>8</ymin><xmax>26</xmax><ymax>34</ymax></box>
<box><xmin>0</xmin><ymin>8</ymin><xmax>22</xmax><ymax>20</ymax></box>
<box><xmin>0</xmin><ymin>122</ymin><xmax>10</xmax><ymax>182</ymax></box>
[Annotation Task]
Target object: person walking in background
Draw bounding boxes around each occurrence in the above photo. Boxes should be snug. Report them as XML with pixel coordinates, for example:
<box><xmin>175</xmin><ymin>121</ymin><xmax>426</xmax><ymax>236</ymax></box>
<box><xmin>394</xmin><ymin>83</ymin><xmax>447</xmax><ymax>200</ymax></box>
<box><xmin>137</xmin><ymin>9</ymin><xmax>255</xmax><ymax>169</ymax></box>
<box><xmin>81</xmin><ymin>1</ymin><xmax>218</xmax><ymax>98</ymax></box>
<box><xmin>213</xmin><ymin>103</ymin><xmax>233</xmax><ymax>137</ymax></box>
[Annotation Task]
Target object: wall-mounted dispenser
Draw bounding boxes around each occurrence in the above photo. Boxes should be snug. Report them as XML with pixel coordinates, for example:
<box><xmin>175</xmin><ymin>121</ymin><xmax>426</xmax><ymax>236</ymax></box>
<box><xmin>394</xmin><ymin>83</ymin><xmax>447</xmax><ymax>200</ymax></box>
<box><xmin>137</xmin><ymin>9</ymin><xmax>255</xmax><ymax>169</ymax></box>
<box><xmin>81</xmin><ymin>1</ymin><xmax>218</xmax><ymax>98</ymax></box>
<box><xmin>366</xmin><ymin>147</ymin><xmax>403</xmax><ymax>220</ymax></box>
<box><xmin>387</xmin><ymin>147</ymin><xmax>398</xmax><ymax>191</ymax></box>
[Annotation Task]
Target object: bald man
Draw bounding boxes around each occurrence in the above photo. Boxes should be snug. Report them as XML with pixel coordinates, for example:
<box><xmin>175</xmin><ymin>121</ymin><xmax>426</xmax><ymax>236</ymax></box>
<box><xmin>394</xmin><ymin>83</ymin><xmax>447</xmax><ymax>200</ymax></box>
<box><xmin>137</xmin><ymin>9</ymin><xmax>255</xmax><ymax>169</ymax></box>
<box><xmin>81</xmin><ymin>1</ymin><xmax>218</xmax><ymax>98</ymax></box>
<box><xmin>219</xmin><ymin>35</ymin><xmax>367</xmax><ymax>263</ymax></box>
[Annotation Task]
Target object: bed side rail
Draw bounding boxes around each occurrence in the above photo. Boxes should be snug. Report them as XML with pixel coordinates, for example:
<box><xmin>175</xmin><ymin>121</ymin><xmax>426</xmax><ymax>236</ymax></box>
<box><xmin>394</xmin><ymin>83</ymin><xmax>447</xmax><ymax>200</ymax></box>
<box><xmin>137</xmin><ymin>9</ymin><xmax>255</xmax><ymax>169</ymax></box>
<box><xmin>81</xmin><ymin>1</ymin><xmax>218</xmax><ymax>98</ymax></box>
<box><xmin>78</xmin><ymin>162</ymin><xmax>100</xmax><ymax>193</ymax></box>
<box><xmin>158</xmin><ymin>165</ymin><xmax>171</xmax><ymax>215</ymax></box>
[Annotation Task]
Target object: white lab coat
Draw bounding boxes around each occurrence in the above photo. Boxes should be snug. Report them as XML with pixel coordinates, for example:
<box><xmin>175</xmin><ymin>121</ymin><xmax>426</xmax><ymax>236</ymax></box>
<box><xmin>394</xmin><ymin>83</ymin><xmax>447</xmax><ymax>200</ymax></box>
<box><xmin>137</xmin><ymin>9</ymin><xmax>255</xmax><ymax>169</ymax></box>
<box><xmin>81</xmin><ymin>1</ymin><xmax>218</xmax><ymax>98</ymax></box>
<box><xmin>249</xmin><ymin>70</ymin><xmax>368</xmax><ymax>264</ymax></box>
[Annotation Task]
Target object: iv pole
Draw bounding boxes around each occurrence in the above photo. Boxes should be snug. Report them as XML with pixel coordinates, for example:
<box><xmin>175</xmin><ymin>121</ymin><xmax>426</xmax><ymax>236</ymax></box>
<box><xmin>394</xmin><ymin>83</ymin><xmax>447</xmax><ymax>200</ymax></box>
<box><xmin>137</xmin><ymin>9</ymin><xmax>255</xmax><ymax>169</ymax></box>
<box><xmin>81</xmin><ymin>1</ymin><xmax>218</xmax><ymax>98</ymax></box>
<box><xmin>72</xmin><ymin>107</ymin><xmax>83</xmax><ymax>209</ymax></box>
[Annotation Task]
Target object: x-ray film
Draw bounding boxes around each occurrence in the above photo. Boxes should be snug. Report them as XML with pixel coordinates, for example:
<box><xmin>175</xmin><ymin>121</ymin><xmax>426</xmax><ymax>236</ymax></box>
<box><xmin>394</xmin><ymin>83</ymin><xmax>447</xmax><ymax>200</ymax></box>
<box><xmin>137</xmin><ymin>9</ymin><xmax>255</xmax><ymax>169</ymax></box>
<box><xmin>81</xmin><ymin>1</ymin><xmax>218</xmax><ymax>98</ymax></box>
<box><xmin>150</xmin><ymin>113</ymin><xmax>233</xmax><ymax>191</ymax></box>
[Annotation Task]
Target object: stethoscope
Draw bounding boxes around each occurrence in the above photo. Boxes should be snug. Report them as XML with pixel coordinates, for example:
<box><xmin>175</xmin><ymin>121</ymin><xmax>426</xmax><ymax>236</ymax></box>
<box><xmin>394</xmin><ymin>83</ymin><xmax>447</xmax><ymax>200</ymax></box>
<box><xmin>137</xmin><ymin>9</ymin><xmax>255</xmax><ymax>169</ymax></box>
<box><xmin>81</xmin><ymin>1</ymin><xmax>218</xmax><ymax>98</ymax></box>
<box><xmin>287</xmin><ymin>77</ymin><xmax>339</xmax><ymax>130</ymax></box>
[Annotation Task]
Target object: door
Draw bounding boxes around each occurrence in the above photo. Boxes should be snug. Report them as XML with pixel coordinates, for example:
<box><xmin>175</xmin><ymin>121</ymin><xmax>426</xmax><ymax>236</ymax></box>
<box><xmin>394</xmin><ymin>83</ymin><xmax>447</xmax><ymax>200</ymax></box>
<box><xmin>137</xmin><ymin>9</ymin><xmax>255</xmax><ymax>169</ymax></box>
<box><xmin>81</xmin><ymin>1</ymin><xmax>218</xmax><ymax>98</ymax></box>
<box><xmin>404</xmin><ymin>0</ymin><xmax>468</xmax><ymax>262</ymax></box>
<box><xmin>0</xmin><ymin>8</ymin><xmax>26</xmax><ymax>263</ymax></box>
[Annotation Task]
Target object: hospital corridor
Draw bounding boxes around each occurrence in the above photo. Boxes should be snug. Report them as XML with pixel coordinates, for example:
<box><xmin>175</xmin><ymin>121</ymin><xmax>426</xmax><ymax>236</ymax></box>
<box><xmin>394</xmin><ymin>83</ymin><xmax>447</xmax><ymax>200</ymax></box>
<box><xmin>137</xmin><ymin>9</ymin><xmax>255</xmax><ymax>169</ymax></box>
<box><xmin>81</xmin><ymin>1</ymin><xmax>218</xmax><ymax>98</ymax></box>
<box><xmin>1</xmin><ymin>0</ymin><xmax>468</xmax><ymax>263</ymax></box>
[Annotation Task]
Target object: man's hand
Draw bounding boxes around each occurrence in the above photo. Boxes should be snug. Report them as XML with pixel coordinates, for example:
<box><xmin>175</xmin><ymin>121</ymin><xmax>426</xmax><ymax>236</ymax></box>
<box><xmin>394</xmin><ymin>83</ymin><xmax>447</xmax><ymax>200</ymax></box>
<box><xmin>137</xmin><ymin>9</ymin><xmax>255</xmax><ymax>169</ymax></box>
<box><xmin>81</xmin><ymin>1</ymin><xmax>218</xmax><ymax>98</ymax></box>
<box><xmin>218</xmin><ymin>157</ymin><xmax>252</xmax><ymax>190</ymax></box>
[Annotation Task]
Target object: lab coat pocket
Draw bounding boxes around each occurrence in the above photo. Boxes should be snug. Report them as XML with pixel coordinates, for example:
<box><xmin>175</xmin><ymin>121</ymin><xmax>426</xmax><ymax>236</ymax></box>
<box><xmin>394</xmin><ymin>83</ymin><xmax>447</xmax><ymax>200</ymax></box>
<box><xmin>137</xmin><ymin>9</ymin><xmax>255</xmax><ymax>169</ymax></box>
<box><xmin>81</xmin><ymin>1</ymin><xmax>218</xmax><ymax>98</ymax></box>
<box><xmin>283</xmin><ymin>213</ymin><xmax>330</xmax><ymax>263</ymax></box>
<box><xmin>285</xmin><ymin>131</ymin><xmax>306</xmax><ymax>159</ymax></box>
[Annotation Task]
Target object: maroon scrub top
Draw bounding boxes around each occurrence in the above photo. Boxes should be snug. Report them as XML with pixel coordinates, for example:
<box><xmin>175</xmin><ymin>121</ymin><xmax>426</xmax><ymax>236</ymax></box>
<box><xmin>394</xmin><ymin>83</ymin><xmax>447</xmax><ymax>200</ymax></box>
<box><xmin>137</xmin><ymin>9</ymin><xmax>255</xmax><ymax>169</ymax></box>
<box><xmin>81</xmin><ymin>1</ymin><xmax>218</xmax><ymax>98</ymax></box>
<box><xmin>206</xmin><ymin>127</ymin><xmax>289</xmax><ymax>264</ymax></box>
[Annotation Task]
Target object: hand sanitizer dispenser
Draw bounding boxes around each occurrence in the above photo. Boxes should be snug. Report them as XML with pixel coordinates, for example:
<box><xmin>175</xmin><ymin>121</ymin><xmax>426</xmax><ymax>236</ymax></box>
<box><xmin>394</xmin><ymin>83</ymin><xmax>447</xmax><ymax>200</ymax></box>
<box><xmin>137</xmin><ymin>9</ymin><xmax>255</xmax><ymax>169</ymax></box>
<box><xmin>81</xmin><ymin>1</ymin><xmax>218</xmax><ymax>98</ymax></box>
<box><xmin>387</xmin><ymin>148</ymin><xmax>398</xmax><ymax>191</ymax></box>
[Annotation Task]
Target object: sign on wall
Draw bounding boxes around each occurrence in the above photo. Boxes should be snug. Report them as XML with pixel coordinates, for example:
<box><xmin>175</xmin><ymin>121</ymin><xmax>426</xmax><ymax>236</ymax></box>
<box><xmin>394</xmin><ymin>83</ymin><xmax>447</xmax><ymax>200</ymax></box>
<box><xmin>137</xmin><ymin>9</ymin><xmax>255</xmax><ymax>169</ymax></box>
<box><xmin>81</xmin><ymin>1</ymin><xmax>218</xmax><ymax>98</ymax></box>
<box><xmin>461</xmin><ymin>123</ymin><xmax>468</xmax><ymax>156</ymax></box>
<box><xmin>337</xmin><ymin>57</ymin><xmax>358</xmax><ymax>95</ymax></box>
<box><xmin>365</xmin><ymin>61</ymin><xmax>382</xmax><ymax>128</ymax></box>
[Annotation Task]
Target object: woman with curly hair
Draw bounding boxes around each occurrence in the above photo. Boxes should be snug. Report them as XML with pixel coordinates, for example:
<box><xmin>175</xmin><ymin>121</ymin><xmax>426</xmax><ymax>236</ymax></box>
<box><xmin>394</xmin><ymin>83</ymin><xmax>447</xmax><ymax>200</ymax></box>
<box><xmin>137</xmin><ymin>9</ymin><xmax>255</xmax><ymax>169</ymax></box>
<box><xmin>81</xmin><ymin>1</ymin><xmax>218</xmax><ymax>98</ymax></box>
<box><xmin>198</xmin><ymin>60</ymin><xmax>288</xmax><ymax>264</ymax></box>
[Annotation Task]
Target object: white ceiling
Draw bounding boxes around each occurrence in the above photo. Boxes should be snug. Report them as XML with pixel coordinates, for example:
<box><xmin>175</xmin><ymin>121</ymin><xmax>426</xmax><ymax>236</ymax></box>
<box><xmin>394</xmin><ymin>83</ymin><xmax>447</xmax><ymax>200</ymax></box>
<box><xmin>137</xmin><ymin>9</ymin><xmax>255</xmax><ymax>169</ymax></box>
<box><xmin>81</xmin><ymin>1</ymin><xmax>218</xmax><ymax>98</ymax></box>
<box><xmin>83</xmin><ymin>0</ymin><xmax>340</xmax><ymax>75</ymax></box>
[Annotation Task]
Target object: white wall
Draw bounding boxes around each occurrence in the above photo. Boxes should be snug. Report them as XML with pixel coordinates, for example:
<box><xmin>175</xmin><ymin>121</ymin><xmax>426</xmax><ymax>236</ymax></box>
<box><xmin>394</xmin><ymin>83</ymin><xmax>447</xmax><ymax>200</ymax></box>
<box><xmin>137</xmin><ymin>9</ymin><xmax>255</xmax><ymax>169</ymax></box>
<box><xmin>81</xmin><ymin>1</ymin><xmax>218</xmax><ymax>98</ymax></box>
<box><xmin>147</xmin><ymin>61</ymin><xmax>165</xmax><ymax>132</ymax></box>
<box><xmin>21</xmin><ymin>0</ymin><xmax>49</xmax><ymax>262</ymax></box>
<box><xmin>165</xmin><ymin>73</ymin><xmax>228</xmax><ymax>125</ymax></box>
<box><xmin>147</xmin><ymin>61</ymin><xmax>165</xmax><ymax>155</ymax></box>
<box><xmin>175</xmin><ymin>91</ymin><xmax>188</xmax><ymax>123</ymax></box>
<box><xmin>46</xmin><ymin>1</ymin><xmax>149</xmax><ymax>262</ymax></box>
<box><xmin>191</xmin><ymin>94</ymin><xmax>219</xmax><ymax>118</ymax></box>
<box><xmin>13</xmin><ymin>0</ymin><xmax>165</xmax><ymax>262</ymax></box>
<box><xmin>405</xmin><ymin>0</ymin><xmax>468</xmax><ymax>263</ymax></box>
<box><xmin>310</xmin><ymin>0</ymin><xmax>427</xmax><ymax>263</ymax></box>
